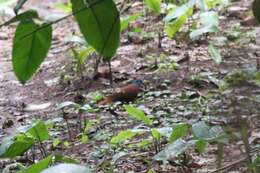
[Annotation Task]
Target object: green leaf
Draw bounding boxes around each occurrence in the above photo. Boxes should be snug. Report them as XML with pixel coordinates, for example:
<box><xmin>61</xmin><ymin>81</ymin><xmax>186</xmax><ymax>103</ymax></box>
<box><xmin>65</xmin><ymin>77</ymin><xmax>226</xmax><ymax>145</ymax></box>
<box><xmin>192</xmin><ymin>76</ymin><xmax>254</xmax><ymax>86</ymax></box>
<box><xmin>27</xmin><ymin>121</ymin><xmax>50</xmax><ymax>142</ymax></box>
<box><xmin>164</xmin><ymin>0</ymin><xmax>196</xmax><ymax>22</ymax></box>
<box><xmin>190</xmin><ymin>25</ymin><xmax>219</xmax><ymax>40</ymax></box>
<box><xmin>206</xmin><ymin>0</ymin><xmax>229</xmax><ymax>9</ymax></box>
<box><xmin>165</xmin><ymin>14</ymin><xmax>187</xmax><ymax>38</ymax></box>
<box><xmin>208</xmin><ymin>44</ymin><xmax>222</xmax><ymax>65</ymax></box>
<box><xmin>71</xmin><ymin>0</ymin><xmax>120</xmax><ymax>59</ymax></box>
<box><xmin>200</xmin><ymin>11</ymin><xmax>219</xmax><ymax>26</ymax></box>
<box><xmin>148</xmin><ymin>169</ymin><xmax>156</xmax><ymax>173</ymax></box>
<box><xmin>192</xmin><ymin>121</ymin><xmax>226</xmax><ymax>142</ymax></box>
<box><xmin>169</xmin><ymin>123</ymin><xmax>189</xmax><ymax>143</ymax></box>
<box><xmin>0</xmin><ymin>135</ymin><xmax>34</xmax><ymax>158</ymax></box>
<box><xmin>23</xmin><ymin>155</ymin><xmax>53</xmax><ymax>173</ymax></box>
<box><xmin>251</xmin><ymin>156</ymin><xmax>260</xmax><ymax>172</ymax></box>
<box><xmin>110</xmin><ymin>130</ymin><xmax>138</xmax><ymax>144</ymax></box>
<box><xmin>195</xmin><ymin>139</ymin><xmax>207</xmax><ymax>153</ymax></box>
<box><xmin>253</xmin><ymin>0</ymin><xmax>260</xmax><ymax>23</ymax></box>
<box><xmin>40</xmin><ymin>164</ymin><xmax>91</xmax><ymax>173</ymax></box>
<box><xmin>197</xmin><ymin>0</ymin><xmax>208</xmax><ymax>11</ymax></box>
<box><xmin>52</xmin><ymin>138</ymin><xmax>61</xmax><ymax>148</ymax></box>
<box><xmin>53</xmin><ymin>154</ymin><xmax>79</xmax><ymax>164</ymax></box>
<box><xmin>155</xmin><ymin>127</ymin><xmax>173</xmax><ymax>138</ymax></box>
<box><xmin>120</xmin><ymin>13</ymin><xmax>141</xmax><ymax>32</ymax></box>
<box><xmin>189</xmin><ymin>11</ymin><xmax>219</xmax><ymax>40</ymax></box>
<box><xmin>145</xmin><ymin>0</ymin><xmax>161</xmax><ymax>14</ymax></box>
<box><xmin>81</xmin><ymin>134</ymin><xmax>89</xmax><ymax>144</ymax></box>
<box><xmin>151</xmin><ymin>128</ymin><xmax>161</xmax><ymax>141</ymax></box>
<box><xmin>124</xmin><ymin>105</ymin><xmax>153</xmax><ymax>126</ymax></box>
<box><xmin>0</xmin><ymin>10</ymin><xmax>39</xmax><ymax>28</ymax></box>
<box><xmin>192</xmin><ymin>121</ymin><xmax>211</xmax><ymax>139</ymax></box>
<box><xmin>153</xmin><ymin>139</ymin><xmax>196</xmax><ymax>161</ymax></box>
<box><xmin>12</xmin><ymin>20</ymin><xmax>52</xmax><ymax>84</ymax></box>
<box><xmin>14</xmin><ymin>0</ymin><xmax>28</xmax><ymax>14</ymax></box>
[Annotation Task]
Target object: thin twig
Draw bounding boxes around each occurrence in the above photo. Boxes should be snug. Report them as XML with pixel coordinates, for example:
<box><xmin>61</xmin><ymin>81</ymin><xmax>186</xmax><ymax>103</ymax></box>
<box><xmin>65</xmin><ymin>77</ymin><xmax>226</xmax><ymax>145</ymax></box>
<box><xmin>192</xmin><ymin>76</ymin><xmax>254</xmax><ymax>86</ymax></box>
<box><xmin>32</xmin><ymin>127</ymin><xmax>47</xmax><ymax>157</ymax></box>
<box><xmin>210</xmin><ymin>157</ymin><xmax>247</xmax><ymax>173</ymax></box>
<box><xmin>108</xmin><ymin>60</ymin><xmax>113</xmax><ymax>86</ymax></box>
<box><xmin>8</xmin><ymin>0</ymin><xmax>105</xmax><ymax>39</ymax></box>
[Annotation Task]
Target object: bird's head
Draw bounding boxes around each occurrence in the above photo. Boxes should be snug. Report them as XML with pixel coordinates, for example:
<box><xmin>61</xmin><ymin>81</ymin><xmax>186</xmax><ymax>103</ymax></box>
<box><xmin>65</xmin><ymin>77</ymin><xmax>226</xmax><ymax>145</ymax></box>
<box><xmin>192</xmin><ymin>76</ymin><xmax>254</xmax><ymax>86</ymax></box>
<box><xmin>132</xmin><ymin>79</ymin><xmax>143</xmax><ymax>88</ymax></box>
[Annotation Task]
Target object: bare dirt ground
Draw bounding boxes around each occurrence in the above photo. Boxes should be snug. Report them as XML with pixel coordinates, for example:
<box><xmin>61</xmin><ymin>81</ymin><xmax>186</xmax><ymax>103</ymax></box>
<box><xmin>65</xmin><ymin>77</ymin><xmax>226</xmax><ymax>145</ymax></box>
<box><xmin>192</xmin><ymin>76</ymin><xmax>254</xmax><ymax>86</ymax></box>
<box><xmin>0</xmin><ymin>0</ymin><xmax>259</xmax><ymax>172</ymax></box>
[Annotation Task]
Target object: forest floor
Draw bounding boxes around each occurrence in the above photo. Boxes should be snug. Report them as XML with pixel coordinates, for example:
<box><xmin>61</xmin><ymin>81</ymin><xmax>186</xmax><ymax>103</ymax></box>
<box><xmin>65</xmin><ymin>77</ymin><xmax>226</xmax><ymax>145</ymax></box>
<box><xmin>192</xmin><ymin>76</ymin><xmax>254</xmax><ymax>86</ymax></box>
<box><xmin>0</xmin><ymin>0</ymin><xmax>259</xmax><ymax>172</ymax></box>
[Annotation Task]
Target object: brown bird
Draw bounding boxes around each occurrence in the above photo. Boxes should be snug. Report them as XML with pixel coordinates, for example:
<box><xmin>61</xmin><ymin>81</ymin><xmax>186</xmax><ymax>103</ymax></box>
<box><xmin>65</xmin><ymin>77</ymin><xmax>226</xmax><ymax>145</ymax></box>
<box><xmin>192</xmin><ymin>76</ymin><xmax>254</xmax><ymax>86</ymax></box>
<box><xmin>98</xmin><ymin>80</ymin><xmax>143</xmax><ymax>105</ymax></box>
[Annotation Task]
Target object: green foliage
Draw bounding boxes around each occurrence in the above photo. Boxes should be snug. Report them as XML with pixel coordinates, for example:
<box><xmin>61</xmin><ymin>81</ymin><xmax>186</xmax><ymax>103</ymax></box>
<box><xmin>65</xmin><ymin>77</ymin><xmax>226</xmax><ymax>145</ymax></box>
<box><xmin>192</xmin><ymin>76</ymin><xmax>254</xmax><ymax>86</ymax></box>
<box><xmin>192</xmin><ymin>121</ymin><xmax>226</xmax><ymax>142</ymax></box>
<box><xmin>18</xmin><ymin>155</ymin><xmax>53</xmax><ymax>173</ymax></box>
<box><xmin>169</xmin><ymin>123</ymin><xmax>189</xmax><ymax>143</ymax></box>
<box><xmin>71</xmin><ymin>0</ymin><xmax>120</xmax><ymax>59</ymax></box>
<box><xmin>110</xmin><ymin>130</ymin><xmax>139</xmax><ymax>144</ymax></box>
<box><xmin>17</xmin><ymin>157</ymin><xmax>80</xmax><ymax>173</ymax></box>
<box><xmin>145</xmin><ymin>0</ymin><xmax>162</xmax><ymax>14</ymax></box>
<box><xmin>208</xmin><ymin>44</ymin><xmax>222</xmax><ymax>65</ymax></box>
<box><xmin>190</xmin><ymin>11</ymin><xmax>219</xmax><ymax>40</ymax></box>
<box><xmin>120</xmin><ymin>13</ymin><xmax>141</xmax><ymax>32</ymax></box>
<box><xmin>2</xmin><ymin>0</ymin><xmax>121</xmax><ymax>84</ymax></box>
<box><xmin>0</xmin><ymin>135</ymin><xmax>34</xmax><ymax>158</ymax></box>
<box><xmin>151</xmin><ymin>128</ymin><xmax>161</xmax><ymax>141</ymax></box>
<box><xmin>26</xmin><ymin>121</ymin><xmax>50</xmax><ymax>142</ymax></box>
<box><xmin>165</xmin><ymin>14</ymin><xmax>188</xmax><ymax>38</ymax></box>
<box><xmin>251</xmin><ymin>156</ymin><xmax>260</xmax><ymax>172</ymax></box>
<box><xmin>40</xmin><ymin>164</ymin><xmax>91</xmax><ymax>173</ymax></box>
<box><xmin>124</xmin><ymin>105</ymin><xmax>153</xmax><ymax>126</ymax></box>
<box><xmin>224</xmin><ymin>69</ymin><xmax>260</xmax><ymax>87</ymax></box>
<box><xmin>253</xmin><ymin>0</ymin><xmax>260</xmax><ymax>23</ymax></box>
<box><xmin>195</xmin><ymin>139</ymin><xmax>207</xmax><ymax>153</ymax></box>
<box><xmin>71</xmin><ymin>46</ymin><xmax>95</xmax><ymax>77</ymax></box>
<box><xmin>153</xmin><ymin>139</ymin><xmax>195</xmax><ymax>161</ymax></box>
<box><xmin>12</xmin><ymin>20</ymin><xmax>52</xmax><ymax>84</ymax></box>
<box><xmin>164</xmin><ymin>0</ymin><xmax>196</xmax><ymax>22</ymax></box>
<box><xmin>164</xmin><ymin>0</ymin><xmax>226</xmax><ymax>40</ymax></box>
<box><xmin>0</xmin><ymin>121</ymin><xmax>50</xmax><ymax>158</ymax></box>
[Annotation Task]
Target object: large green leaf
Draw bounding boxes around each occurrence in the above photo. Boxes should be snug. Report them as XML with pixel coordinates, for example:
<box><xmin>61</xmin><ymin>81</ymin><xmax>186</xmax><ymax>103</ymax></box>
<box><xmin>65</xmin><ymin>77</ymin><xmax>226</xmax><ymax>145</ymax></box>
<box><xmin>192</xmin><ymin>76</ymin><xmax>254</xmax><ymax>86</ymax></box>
<box><xmin>124</xmin><ymin>105</ymin><xmax>153</xmax><ymax>126</ymax></box>
<box><xmin>153</xmin><ymin>139</ymin><xmax>196</xmax><ymax>161</ymax></box>
<box><xmin>164</xmin><ymin>0</ymin><xmax>196</xmax><ymax>22</ymax></box>
<box><xmin>145</xmin><ymin>0</ymin><xmax>161</xmax><ymax>14</ymax></box>
<box><xmin>120</xmin><ymin>13</ymin><xmax>141</xmax><ymax>32</ymax></box>
<box><xmin>110</xmin><ymin>130</ymin><xmax>139</xmax><ymax>144</ymax></box>
<box><xmin>253</xmin><ymin>0</ymin><xmax>260</xmax><ymax>23</ymax></box>
<box><xmin>192</xmin><ymin>121</ymin><xmax>226</xmax><ymax>142</ymax></box>
<box><xmin>27</xmin><ymin>121</ymin><xmax>50</xmax><ymax>142</ymax></box>
<box><xmin>165</xmin><ymin>14</ymin><xmax>187</xmax><ymax>38</ymax></box>
<box><xmin>0</xmin><ymin>135</ymin><xmax>34</xmax><ymax>158</ymax></box>
<box><xmin>12</xmin><ymin>20</ymin><xmax>52</xmax><ymax>84</ymax></box>
<box><xmin>189</xmin><ymin>11</ymin><xmax>219</xmax><ymax>40</ymax></box>
<box><xmin>169</xmin><ymin>123</ymin><xmax>189</xmax><ymax>143</ymax></box>
<box><xmin>40</xmin><ymin>164</ymin><xmax>91</xmax><ymax>173</ymax></box>
<box><xmin>25</xmin><ymin>155</ymin><xmax>53</xmax><ymax>173</ymax></box>
<box><xmin>190</xmin><ymin>25</ymin><xmax>219</xmax><ymax>40</ymax></box>
<box><xmin>71</xmin><ymin>0</ymin><xmax>120</xmax><ymax>59</ymax></box>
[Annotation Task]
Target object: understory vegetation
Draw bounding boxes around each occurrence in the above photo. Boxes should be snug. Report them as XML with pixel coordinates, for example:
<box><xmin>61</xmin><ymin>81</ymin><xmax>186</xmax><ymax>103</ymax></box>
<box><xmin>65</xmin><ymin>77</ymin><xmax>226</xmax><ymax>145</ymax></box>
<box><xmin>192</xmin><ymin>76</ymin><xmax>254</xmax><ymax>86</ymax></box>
<box><xmin>0</xmin><ymin>0</ymin><xmax>259</xmax><ymax>172</ymax></box>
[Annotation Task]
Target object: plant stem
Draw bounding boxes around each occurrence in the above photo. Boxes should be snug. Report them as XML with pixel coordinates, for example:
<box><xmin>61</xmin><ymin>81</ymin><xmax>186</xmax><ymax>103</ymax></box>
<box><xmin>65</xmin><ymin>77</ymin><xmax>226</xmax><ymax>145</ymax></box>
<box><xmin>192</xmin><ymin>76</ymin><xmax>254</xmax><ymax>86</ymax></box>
<box><xmin>32</xmin><ymin>127</ymin><xmax>47</xmax><ymax>157</ymax></box>
<box><xmin>108</xmin><ymin>59</ymin><xmax>113</xmax><ymax>86</ymax></box>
